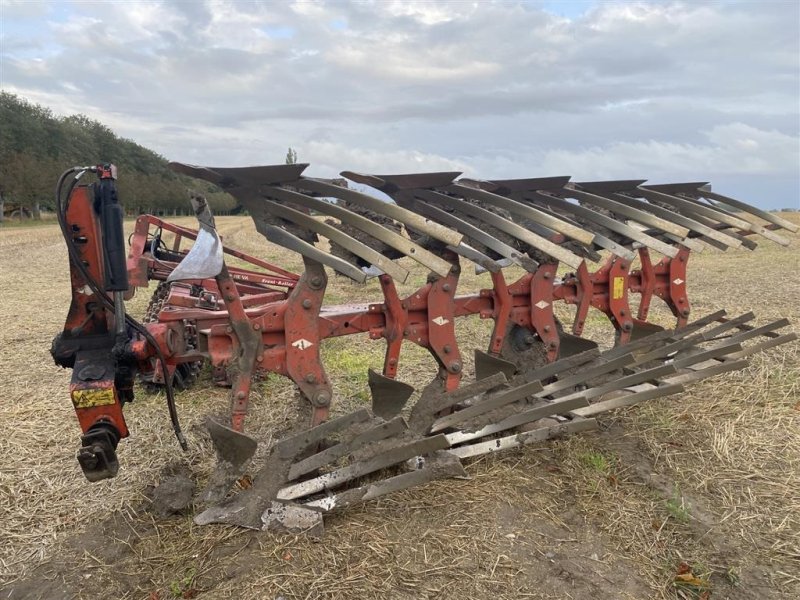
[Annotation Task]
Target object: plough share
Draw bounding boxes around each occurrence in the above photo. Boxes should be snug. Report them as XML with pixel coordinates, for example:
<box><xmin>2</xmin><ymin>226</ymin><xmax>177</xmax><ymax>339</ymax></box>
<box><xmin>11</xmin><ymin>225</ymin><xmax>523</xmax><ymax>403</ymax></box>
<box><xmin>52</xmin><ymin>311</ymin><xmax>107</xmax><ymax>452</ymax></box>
<box><xmin>51</xmin><ymin>162</ymin><xmax>797</xmax><ymax>534</ymax></box>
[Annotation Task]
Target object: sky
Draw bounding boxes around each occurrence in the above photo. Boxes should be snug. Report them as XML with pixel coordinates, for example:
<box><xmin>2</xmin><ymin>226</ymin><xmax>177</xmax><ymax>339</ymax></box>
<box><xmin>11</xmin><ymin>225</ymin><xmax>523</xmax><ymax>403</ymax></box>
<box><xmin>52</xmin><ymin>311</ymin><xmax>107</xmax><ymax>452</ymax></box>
<box><xmin>1</xmin><ymin>0</ymin><xmax>798</xmax><ymax>209</ymax></box>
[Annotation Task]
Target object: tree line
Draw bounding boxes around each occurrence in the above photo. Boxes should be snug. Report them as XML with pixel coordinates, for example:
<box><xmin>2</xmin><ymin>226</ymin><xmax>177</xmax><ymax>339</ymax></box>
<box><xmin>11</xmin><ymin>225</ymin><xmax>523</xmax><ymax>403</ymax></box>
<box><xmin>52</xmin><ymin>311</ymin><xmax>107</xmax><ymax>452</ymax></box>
<box><xmin>0</xmin><ymin>92</ymin><xmax>238</xmax><ymax>221</ymax></box>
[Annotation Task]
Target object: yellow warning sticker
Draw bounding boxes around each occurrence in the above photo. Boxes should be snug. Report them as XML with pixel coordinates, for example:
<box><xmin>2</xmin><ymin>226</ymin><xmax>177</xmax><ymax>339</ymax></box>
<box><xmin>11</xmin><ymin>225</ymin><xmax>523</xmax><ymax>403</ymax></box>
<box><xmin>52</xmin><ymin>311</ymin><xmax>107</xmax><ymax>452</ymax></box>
<box><xmin>71</xmin><ymin>388</ymin><xmax>116</xmax><ymax>409</ymax></box>
<box><xmin>612</xmin><ymin>276</ymin><xmax>625</xmax><ymax>300</ymax></box>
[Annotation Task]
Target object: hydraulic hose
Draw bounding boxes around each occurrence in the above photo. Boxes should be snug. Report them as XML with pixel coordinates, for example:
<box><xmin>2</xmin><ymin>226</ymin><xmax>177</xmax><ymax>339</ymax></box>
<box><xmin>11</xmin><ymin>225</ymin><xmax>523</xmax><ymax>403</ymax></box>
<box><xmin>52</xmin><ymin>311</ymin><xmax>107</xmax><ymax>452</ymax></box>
<box><xmin>56</xmin><ymin>167</ymin><xmax>188</xmax><ymax>450</ymax></box>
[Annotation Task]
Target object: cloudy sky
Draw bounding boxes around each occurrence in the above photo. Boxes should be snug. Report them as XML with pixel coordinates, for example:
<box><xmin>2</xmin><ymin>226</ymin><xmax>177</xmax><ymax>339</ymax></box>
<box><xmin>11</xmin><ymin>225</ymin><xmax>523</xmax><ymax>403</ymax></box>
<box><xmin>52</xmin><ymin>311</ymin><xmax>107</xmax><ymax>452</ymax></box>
<box><xmin>1</xmin><ymin>0</ymin><xmax>798</xmax><ymax>208</ymax></box>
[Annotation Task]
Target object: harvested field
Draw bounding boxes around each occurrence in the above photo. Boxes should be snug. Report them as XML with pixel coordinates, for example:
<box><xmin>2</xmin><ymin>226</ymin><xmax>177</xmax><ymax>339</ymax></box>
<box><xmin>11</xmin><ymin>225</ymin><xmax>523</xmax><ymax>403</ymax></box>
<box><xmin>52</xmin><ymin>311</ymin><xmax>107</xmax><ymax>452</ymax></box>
<box><xmin>1</xmin><ymin>214</ymin><xmax>798</xmax><ymax>600</ymax></box>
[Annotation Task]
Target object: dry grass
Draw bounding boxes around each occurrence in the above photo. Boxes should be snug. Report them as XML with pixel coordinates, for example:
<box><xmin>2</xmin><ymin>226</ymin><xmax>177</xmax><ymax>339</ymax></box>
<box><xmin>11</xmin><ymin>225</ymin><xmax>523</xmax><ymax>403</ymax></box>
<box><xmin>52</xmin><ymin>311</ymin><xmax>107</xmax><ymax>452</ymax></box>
<box><xmin>0</xmin><ymin>213</ymin><xmax>798</xmax><ymax>599</ymax></box>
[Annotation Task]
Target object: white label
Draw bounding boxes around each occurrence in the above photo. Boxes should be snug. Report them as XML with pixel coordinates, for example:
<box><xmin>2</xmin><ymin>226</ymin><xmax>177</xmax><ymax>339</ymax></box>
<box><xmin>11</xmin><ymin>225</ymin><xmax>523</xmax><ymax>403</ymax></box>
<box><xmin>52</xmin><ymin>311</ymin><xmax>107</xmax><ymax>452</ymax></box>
<box><xmin>291</xmin><ymin>339</ymin><xmax>314</xmax><ymax>350</ymax></box>
<box><xmin>534</xmin><ymin>300</ymin><xmax>550</xmax><ymax>310</ymax></box>
<box><xmin>672</xmin><ymin>278</ymin><xmax>684</xmax><ymax>285</ymax></box>
<box><xmin>432</xmin><ymin>316</ymin><xmax>450</xmax><ymax>326</ymax></box>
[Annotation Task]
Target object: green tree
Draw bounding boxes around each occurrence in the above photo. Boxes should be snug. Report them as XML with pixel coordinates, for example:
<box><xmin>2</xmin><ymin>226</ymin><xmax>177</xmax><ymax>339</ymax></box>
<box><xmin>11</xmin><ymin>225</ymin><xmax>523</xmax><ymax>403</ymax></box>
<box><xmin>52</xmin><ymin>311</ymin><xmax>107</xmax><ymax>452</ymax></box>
<box><xmin>0</xmin><ymin>92</ymin><xmax>238</xmax><ymax>220</ymax></box>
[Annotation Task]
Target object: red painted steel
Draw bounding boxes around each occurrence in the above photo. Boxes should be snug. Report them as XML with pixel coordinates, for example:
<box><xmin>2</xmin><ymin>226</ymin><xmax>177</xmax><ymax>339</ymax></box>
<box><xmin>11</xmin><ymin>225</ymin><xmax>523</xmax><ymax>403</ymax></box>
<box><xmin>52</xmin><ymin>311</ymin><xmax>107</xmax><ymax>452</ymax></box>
<box><xmin>62</xmin><ymin>186</ymin><xmax>712</xmax><ymax>434</ymax></box>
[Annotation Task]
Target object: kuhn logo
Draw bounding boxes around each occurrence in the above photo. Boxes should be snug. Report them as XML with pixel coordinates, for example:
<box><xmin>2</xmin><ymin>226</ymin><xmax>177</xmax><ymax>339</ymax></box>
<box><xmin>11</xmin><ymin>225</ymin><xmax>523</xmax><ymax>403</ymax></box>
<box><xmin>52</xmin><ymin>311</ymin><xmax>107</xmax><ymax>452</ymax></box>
<box><xmin>291</xmin><ymin>339</ymin><xmax>314</xmax><ymax>350</ymax></box>
<box><xmin>432</xmin><ymin>316</ymin><xmax>450</xmax><ymax>326</ymax></box>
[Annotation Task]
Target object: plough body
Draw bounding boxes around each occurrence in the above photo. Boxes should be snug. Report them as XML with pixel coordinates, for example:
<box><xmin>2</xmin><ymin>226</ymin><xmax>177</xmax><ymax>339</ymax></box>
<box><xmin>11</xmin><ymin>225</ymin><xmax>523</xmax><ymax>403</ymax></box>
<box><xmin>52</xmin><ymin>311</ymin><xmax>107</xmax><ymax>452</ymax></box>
<box><xmin>50</xmin><ymin>162</ymin><xmax>797</xmax><ymax>532</ymax></box>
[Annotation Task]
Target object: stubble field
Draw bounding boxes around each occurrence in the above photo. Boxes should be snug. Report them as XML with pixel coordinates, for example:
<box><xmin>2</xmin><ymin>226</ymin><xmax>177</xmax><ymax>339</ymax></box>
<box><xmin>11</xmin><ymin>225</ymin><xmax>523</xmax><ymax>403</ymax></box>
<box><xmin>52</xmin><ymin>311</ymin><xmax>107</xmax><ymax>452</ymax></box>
<box><xmin>0</xmin><ymin>213</ymin><xmax>798</xmax><ymax>600</ymax></box>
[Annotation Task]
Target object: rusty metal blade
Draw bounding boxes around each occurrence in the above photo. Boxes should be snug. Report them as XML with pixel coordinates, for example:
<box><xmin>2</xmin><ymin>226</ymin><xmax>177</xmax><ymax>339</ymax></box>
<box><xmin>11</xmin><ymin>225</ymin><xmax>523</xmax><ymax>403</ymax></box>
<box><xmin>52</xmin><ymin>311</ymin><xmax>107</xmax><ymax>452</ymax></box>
<box><xmin>300</xmin><ymin>177</ymin><xmax>463</xmax><ymax>246</ymax></box>
<box><xmin>675</xmin><ymin>194</ymin><xmax>788</xmax><ymax>244</ymax></box>
<box><xmin>410</xmin><ymin>199</ymin><xmax>540</xmax><ymax>271</ymax></box>
<box><xmin>368</xmin><ymin>369</ymin><xmax>415</xmax><ymax>420</ymax></box>
<box><xmin>572</xmin><ymin>180</ymin><xmax>648</xmax><ymax>194</ymax></box>
<box><xmin>277</xmin><ymin>434</ymin><xmax>451</xmax><ymax>501</ymax></box>
<box><xmin>557</xmin><ymin>333</ymin><xmax>600</xmax><ymax>358</ymax></box>
<box><xmin>474</xmin><ymin>350</ymin><xmax>518</xmax><ymax>381</ymax></box>
<box><xmin>445</xmin><ymin>395</ymin><xmax>590</xmax><ymax>445</ymax></box>
<box><xmin>630</xmin><ymin>320</ymin><xmax>666</xmax><ymax>341</ymax></box>
<box><xmin>429</xmin><ymin>379</ymin><xmax>545</xmax><ymax>433</ymax></box>
<box><xmin>538</xmin><ymin>354</ymin><xmax>635</xmax><ymax>395</ymax></box>
<box><xmin>414</xmin><ymin>372</ymin><xmax>509</xmax><ymax>418</ymax></box>
<box><xmin>450</xmin><ymin>182</ymin><xmax>597</xmax><ymax>246</ymax></box>
<box><xmin>448</xmin><ymin>417</ymin><xmax>598</xmax><ymax>459</ymax></box>
<box><xmin>534</xmin><ymin>191</ymin><xmax>680</xmax><ymax>258</ymax></box>
<box><xmin>691</xmin><ymin>198</ymin><xmax>791</xmax><ymax>246</ymax></box>
<box><xmin>604</xmin><ymin>191</ymin><xmax>742</xmax><ymax>248</ymax></box>
<box><xmin>520</xmin><ymin>346</ymin><xmax>601</xmax><ymax>382</ymax></box>
<box><xmin>274</xmin><ymin>409</ymin><xmax>373</xmax><ymax>458</ymax></box>
<box><xmin>725</xmin><ymin>332</ymin><xmax>798</xmax><ymax>360</ymax></box>
<box><xmin>508</xmin><ymin>192</ymin><xmax>637</xmax><ymax>259</ymax></box>
<box><xmin>558</xmin><ymin>363</ymin><xmax>678</xmax><ymax>402</ymax></box>
<box><xmin>263</xmin><ymin>186</ymin><xmax>454</xmax><ymax>277</ymax></box>
<box><xmin>168</xmin><ymin>162</ymin><xmax>224</xmax><ymax>184</ymax></box>
<box><xmin>414</xmin><ymin>189</ymin><xmax>585</xmax><ymax>268</ymax></box>
<box><xmin>262</xmin><ymin>200</ymin><xmax>410</xmax><ymax>283</ymax></box>
<box><xmin>671</xmin><ymin>342</ymin><xmax>744</xmax><ymax>368</ymax></box>
<box><xmin>260</xmin><ymin>225</ymin><xmax>367</xmax><ymax>283</ymax></box>
<box><xmin>664</xmin><ymin>358</ymin><xmax>748</xmax><ymax>385</ymax></box>
<box><xmin>693</xmin><ymin>189</ymin><xmax>798</xmax><ymax>233</ymax></box>
<box><xmin>571</xmin><ymin>383</ymin><xmax>685</xmax><ymax>417</ymax></box>
<box><xmin>638</xmin><ymin>186</ymin><xmax>752</xmax><ymax>231</ymax></box>
<box><xmin>288</xmin><ymin>415</ymin><xmax>408</xmax><ymax>480</ymax></box>
<box><xmin>474</xmin><ymin>176</ymin><xmax>573</xmax><ymax>194</ymax></box>
<box><xmin>214</xmin><ymin>163</ymin><xmax>309</xmax><ymax>186</ymax></box>
<box><xmin>304</xmin><ymin>452</ymin><xmax>466</xmax><ymax>513</ymax></box>
<box><xmin>200</xmin><ymin>418</ymin><xmax>258</xmax><ymax>503</ymax></box>
<box><xmin>345</xmin><ymin>171</ymin><xmax>463</xmax><ymax>192</ymax></box>
<box><xmin>451</xmin><ymin>242</ymin><xmax>504</xmax><ymax>273</ymax></box>
<box><xmin>568</xmin><ymin>184</ymin><xmax>690</xmax><ymax>238</ymax></box>
<box><xmin>664</xmin><ymin>233</ymin><xmax>705</xmax><ymax>252</ymax></box>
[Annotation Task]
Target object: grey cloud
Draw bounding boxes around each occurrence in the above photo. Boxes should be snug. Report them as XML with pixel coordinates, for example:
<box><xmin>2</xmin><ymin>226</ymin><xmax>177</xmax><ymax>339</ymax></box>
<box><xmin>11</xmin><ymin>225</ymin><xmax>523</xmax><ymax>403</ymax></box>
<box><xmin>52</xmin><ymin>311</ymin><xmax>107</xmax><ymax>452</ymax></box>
<box><xmin>1</xmin><ymin>0</ymin><xmax>797</xmax><ymax>207</ymax></box>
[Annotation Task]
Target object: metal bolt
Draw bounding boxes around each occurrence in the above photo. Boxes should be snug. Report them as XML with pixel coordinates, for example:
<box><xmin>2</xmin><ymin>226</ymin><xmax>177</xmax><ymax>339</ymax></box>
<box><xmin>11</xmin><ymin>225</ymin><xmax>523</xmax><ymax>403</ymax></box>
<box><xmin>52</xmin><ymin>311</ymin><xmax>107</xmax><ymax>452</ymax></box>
<box><xmin>236</xmin><ymin>391</ymin><xmax>246</xmax><ymax>400</ymax></box>
<box><xmin>252</xmin><ymin>323</ymin><xmax>261</xmax><ymax>330</ymax></box>
<box><xmin>305</xmin><ymin>374</ymin><xmax>317</xmax><ymax>383</ymax></box>
<box><xmin>543</xmin><ymin>272</ymin><xmax>551</xmax><ymax>280</ymax></box>
<box><xmin>443</xmin><ymin>345</ymin><xmax>451</xmax><ymax>354</ymax></box>
<box><xmin>302</xmin><ymin>299</ymin><xmax>312</xmax><ymax>309</ymax></box>
<box><xmin>226</xmin><ymin>295</ymin><xmax>235</xmax><ymax>303</ymax></box>
<box><xmin>403</xmin><ymin>328</ymin><xmax>410</xmax><ymax>336</ymax></box>
<box><xmin>389</xmin><ymin>358</ymin><xmax>397</xmax><ymax>366</ymax></box>
<box><xmin>448</xmin><ymin>361</ymin><xmax>462</xmax><ymax>374</ymax></box>
<box><xmin>226</xmin><ymin>326</ymin><xmax>233</xmax><ymax>334</ymax></box>
<box><xmin>257</xmin><ymin>354</ymin><xmax>263</xmax><ymax>362</ymax></box>
<box><xmin>312</xmin><ymin>390</ymin><xmax>331</xmax><ymax>407</ymax></box>
<box><xmin>442</xmin><ymin>283</ymin><xmax>451</xmax><ymax>292</ymax></box>
<box><xmin>548</xmin><ymin>341</ymin><xmax>558</xmax><ymax>349</ymax></box>
<box><xmin>543</xmin><ymin>325</ymin><xmax>551</xmax><ymax>333</ymax></box>
<box><xmin>620</xmin><ymin>309</ymin><xmax>626</xmax><ymax>317</ymax></box>
<box><xmin>622</xmin><ymin>322</ymin><xmax>633</xmax><ymax>332</ymax></box>
<box><xmin>310</xmin><ymin>276</ymin><xmax>323</xmax><ymax>288</ymax></box>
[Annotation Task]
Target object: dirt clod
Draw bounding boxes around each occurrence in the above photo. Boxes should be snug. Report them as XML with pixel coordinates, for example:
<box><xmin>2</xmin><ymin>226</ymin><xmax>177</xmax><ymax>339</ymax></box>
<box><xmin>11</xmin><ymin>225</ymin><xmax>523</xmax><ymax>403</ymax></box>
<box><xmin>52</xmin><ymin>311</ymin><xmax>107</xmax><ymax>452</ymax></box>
<box><xmin>151</xmin><ymin>474</ymin><xmax>196</xmax><ymax>517</ymax></box>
